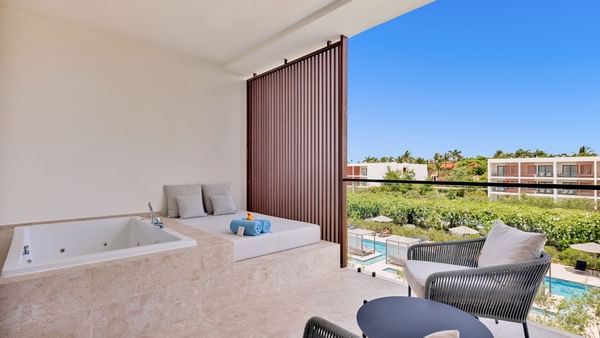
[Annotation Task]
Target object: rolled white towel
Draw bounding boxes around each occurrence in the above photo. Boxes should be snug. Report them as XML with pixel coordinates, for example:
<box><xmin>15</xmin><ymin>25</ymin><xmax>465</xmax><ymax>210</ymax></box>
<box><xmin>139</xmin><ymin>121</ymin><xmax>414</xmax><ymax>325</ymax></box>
<box><xmin>424</xmin><ymin>330</ymin><xmax>459</xmax><ymax>338</ymax></box>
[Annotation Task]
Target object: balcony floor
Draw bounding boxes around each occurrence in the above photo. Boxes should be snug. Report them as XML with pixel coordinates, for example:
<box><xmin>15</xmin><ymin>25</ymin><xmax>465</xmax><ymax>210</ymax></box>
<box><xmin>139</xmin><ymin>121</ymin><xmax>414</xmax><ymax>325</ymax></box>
<box><xmin>184</xmin><ymin>269</ymin><xmax>574</xmax><ymax>338</ymax></box>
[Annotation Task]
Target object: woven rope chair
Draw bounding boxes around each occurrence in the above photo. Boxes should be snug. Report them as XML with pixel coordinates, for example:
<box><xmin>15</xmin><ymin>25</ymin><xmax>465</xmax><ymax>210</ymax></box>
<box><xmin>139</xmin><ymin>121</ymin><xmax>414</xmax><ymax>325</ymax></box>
<box><xmin>407</xmin><ymin>237</ymin><xmax>551</xmax><ymax>338</ymax></box>
<box><xmin>303</xmin><ymin>316</ymin><xmax>360</xmax><ymax>338</ymax></box>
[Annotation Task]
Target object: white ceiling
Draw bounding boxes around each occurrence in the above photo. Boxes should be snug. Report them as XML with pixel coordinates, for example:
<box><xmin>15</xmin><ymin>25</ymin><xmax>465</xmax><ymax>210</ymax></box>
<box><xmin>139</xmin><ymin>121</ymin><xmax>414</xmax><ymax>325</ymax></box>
<box><xmin>0</xmin><ymin>0</ymin><xmax>433</xmax><ymax>76</ymax></box>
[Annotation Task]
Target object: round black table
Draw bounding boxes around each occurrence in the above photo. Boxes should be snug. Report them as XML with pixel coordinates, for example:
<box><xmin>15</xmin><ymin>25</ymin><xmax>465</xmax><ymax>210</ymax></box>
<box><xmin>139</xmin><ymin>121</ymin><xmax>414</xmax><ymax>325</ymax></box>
<box><xmin>357</xmin><ymin>297</ymin><xmax>493</xmax><ymax>338</ymax></box>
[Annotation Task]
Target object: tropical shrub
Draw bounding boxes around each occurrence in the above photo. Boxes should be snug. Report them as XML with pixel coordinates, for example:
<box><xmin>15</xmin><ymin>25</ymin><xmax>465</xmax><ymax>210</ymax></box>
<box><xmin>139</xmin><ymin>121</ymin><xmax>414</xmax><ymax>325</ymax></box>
<box><xmin>558</xmin><ymin>248</ymin><xmax>600</xmax><ymax>270</ymax></box>
<box><xmin>347</xmin><ymin>191</ymin><xmax>600</xmax><ymax>250</ymax></box>
<box><xmin>533</xmin><ymin>287</ymin><xmax>600</xmax><ymax>337</ymax></box>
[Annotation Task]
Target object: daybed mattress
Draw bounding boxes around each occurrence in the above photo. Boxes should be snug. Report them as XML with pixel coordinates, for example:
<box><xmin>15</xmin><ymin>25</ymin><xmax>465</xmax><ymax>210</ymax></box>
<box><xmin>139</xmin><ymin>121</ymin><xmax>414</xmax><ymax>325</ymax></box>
<box><xmin>178</xmin><ymin>211</ymin><xmax>320</xmax><ymax>261</ymax></box>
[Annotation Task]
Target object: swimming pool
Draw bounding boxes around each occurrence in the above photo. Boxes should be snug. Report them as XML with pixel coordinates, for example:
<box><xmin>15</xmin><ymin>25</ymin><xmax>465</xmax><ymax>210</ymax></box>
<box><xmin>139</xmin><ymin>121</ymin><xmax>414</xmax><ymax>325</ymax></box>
<box><xmin>383</xmin><ymin>267</ymin><xmax>398</xmax><ymax>274</ymax></box>
<box><xmin>349</xmin><ymin>239</ymin><xmax>387</xmax><ymax>265</ymax></box>
<box><xmin>544</xmin><ymin>276</ymin><xmax>597</xmax><ymax>299</ymax></box>
<box><xmin>349</xmin><ymin>239</ymin><xmax>598</xmax><ymax>300</ymax></box>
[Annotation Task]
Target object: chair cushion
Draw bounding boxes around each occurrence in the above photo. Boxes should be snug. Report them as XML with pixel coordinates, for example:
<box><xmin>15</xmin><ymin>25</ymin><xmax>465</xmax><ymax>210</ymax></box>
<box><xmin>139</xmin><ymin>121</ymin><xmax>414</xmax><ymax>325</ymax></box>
<box><xmin>478</xmin><ymin>220</ymin><xmax>546</xmax><ymax>267</ymax></box>
<box><xmin>405</xmin><ymin>260</ymin><xmax>472</xmax><ymax>298</ymax></box>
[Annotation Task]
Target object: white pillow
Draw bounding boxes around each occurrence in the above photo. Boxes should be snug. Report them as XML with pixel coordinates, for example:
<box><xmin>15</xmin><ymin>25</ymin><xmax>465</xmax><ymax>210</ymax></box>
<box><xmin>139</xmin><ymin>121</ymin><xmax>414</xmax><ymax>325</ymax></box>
<box><xmin>210</xmin><ymin>195</ymin><xmax>237</xmax><ymax>215</ymax></box>
<box><xmin>164</xmin><ymin>183</ymin><xmax>203</xmax><ymax>218</ymax></box>
<box><xmin>478</xmin><ymin>220</ymin><xmax>546</xmax><ymax>267</ymax></box>
<box><xmin>202</xmin><ymin>183</ymin><xmax>232</xmax><ymax>214</ymax></box>
<box><xmin>176</xmin><ymin>194</ymin><xmax>207</xmax><ymax>219</ymax></box>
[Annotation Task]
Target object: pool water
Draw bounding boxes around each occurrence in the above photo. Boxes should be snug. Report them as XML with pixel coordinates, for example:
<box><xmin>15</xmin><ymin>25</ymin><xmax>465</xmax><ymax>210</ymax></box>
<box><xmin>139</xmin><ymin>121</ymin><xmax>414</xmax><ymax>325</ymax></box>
<box><xmin>364</xmin><ymin>239</ymin><xmax>386</xmax><ymax>254</ymax></box>
<box><xmin>349</xmin><ymin>239</ymin><xmax>387</xmax><ymax>265</ymax></box>
<box><xmin>544</xmin><ymin>276</ymin><xmax>597</xmax><ymax>299</ymax></box>
<box><xmin>349</xmin><ymin>238</ymin><xmax>598</xmax><ymax>300</ymax></box>
<box><xmin>383</xmin><ymin>267</ymin><xmax>398</xmax><ymax>274</ymax></box>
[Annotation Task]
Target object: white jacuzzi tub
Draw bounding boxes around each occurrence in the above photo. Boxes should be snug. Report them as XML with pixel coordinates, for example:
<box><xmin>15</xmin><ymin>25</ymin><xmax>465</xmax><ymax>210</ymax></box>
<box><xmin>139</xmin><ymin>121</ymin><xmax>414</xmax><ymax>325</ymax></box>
<box><xmin>1</xmin><ymin>217</ymin><xmax>197</xmax><ymax>277</ymax></box>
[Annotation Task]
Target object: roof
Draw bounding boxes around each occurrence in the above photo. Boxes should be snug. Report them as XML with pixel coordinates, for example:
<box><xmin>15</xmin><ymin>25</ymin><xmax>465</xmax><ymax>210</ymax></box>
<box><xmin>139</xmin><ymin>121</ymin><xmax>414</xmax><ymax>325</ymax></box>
<box><xmin>449</xmin><ymin>226</ymin><xmax>479</xmax><ymax>235</ymax></box>
<box><xmin>570</xmin><ymin>242</ymin><xmax>600</xmax><ymax>254</ymax></box>
<box><xmin>440</xmin><ymin>162</ymin><xmax>456</xmax><ymax>169</ymax></box>
<box><xmin>386</xmin><ymin>235</ymin><xmax>421</xmax><ymax>245</ymax></box>
<box><xmin>488</xmin><ymin>156</ymin><xmax>600</xmax><ymax>163</ymax></box>
<box><xmin>347</xmin><ymin>162</ymin><xmax>426</xmax><ymax>167</ymax></box>
<box><xmin>348</xmin><ymin>228</ymin><xmax>376</xmax><ymax>236</ymax></box>
<box><xmin>370</xmin><ymin>215</ymin><xmax>393</xmax><ymax>223</ymax></box>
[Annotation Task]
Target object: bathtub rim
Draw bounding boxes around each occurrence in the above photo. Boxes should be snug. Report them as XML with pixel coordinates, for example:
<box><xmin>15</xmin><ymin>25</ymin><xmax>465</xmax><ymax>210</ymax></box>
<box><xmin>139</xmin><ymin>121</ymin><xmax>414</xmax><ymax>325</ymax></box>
<box><xmin>1</xmin><ymin>216</ymin><xmax>197</xmax><ymax>278</ymax></box>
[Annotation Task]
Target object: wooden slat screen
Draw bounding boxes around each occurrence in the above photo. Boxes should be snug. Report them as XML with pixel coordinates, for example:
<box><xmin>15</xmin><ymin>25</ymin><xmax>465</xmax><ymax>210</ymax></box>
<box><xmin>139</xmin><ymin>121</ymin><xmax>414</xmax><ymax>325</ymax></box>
<box><xmin>247</xmin><ymin>37</ymin><xmax>348</xmax><ymax>267</ymax></box>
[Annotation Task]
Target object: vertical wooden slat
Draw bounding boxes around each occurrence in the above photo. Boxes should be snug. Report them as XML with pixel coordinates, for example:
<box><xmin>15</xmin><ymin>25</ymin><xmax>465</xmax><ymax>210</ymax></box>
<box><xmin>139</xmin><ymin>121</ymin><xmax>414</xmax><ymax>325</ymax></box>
<box><xmin>247</xmin><ymin>38</ymin><xmax>348</xmax><ymax>267</ymax></box>
<box><xmin>338</xmin><ymin>36</ymin><xmax>348</xmax><ymax>266</ymax></box>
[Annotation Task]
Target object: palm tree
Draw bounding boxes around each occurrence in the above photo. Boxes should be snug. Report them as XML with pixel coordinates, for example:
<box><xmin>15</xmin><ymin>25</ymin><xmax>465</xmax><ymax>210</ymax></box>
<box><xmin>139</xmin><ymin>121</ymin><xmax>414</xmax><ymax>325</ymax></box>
<box><xmin>449</xmin><ymin>149</ymin><xmax>464</xmax><ymax>161</ymax></box>
<box><xmin>432</xmin><ymin>152</ymin><xmax>445</xmax><ymax>172</ymax></box>
<box><xmin>493</xmin><ymin>150</ymin><xmax>507</xmax><ymax>159</ymax></box>
<box><xmin>514</xmin><ymin>148</ymin><xmax>533</xmax><ymax>158</ymax></box>
<box><xmin>533</xmin><ymin>149</ymin><xmax>548</xmax><ymax>158</ymax></box>
<box><xmin>414</xmin><ymin>157</ymin><xmax>427</xmax><ymax>164</ymax></box>
<box><xmin>442</xmin><ymin>152</ymin><xmax>451</xmax><ymax>162</ymax></box>
<box><xmin>363</xmin><ymin>156</ymin><xmax>378</xmax><ymax>163</ymax></box>
<box><xmin>577</xmin><ymin>146</ymin><xmax>597</xmax><ymax>157</ymax></box>
<box><xmin>397</xmin><ymin>150</ymin><xmax>413</xmax><ymax>163</ymax></box>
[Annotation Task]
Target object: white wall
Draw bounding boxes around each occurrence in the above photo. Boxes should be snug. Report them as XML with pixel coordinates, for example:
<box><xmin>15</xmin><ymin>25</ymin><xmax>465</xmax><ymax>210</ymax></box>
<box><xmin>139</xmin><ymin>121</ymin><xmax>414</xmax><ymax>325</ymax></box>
<box><xmin>0</xmin><ymin>8</ymin><xmax>246</xmax><ymax>225</ymax></box>
<box><xmin>365</xmin><ymin>163</ymin><xmax>428</xmax><ymax>181</ymax></box>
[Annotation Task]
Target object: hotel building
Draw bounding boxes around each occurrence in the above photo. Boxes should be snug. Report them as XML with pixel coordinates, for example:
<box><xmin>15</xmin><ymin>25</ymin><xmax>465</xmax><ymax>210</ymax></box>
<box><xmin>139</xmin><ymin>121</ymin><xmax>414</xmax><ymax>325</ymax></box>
<box><xmin>346</xmin><ymin>162</ymin><xmax>428</xmax><ymax>188</ymax></box>
<box><xmin>488</xmin><ymin>157</ymin><xmax>599</xmax><ymax>202</ymax></box>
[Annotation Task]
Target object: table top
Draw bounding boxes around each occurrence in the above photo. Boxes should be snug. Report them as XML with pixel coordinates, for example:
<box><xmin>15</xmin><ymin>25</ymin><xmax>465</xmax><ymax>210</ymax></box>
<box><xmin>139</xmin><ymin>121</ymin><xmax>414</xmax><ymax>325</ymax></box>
<box><xmin>357</xmin><ymin>296</ymin><xmax>493</xmax><ymax>338</ymax></box>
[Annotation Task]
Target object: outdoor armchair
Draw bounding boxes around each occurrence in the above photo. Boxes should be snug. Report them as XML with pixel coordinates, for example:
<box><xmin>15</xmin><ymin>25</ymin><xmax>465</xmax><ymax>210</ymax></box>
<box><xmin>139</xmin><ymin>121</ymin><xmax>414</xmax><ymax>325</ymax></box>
<box><xmin>303</xmin><ymin>316</ymin><xmax>360</xmax><ymax>338</ymax></box>
<box><xmin>407</xmin><ymin>237</ymin><xmax>551</xmax><ymax>338</ymax></box>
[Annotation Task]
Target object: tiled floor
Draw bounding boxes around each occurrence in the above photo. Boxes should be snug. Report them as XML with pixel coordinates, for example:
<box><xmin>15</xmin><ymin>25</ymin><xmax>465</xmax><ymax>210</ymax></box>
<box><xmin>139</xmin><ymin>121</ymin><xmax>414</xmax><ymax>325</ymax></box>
<box><xmin>185</xmin><ymin>269</ymin><xmax>574</xmax><ymax>338</ymax></box>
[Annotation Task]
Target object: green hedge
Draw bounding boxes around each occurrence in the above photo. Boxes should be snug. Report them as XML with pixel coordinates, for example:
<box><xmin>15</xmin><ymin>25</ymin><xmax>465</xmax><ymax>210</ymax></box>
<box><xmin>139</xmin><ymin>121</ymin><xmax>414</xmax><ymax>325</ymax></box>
<box><xmin>347</xmin><ymin>191</ymin><xmax>600</xmax><ymax>250</ymax></box>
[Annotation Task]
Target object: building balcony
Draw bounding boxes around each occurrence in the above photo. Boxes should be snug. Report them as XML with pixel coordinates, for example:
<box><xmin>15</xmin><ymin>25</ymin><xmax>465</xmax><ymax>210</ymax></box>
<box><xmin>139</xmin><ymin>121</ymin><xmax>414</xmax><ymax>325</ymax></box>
<box><xmin>490</xmin><ymin>172</ymin><xmax>519</xmax><ymax>178</ymax></box>
<box><xmin>557</xmin><ymin>189</ymin><xmax>577</xmax><ymax>196</ymax></box>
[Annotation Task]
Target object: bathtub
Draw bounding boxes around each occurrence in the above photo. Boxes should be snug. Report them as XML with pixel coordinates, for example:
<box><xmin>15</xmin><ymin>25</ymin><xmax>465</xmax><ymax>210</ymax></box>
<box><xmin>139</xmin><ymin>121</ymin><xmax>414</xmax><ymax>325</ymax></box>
<box><xmin>1</xmin><ymin>217</ymin><xmax>196</xmax><ymax>277</ymax></box>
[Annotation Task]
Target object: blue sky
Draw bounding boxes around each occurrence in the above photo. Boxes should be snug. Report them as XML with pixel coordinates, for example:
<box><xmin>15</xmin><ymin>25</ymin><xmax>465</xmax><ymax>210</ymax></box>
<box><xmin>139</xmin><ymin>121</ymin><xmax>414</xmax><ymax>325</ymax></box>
<box><xmin>348</xmin><ymin>0</ymin><xmax>600</xmax><ymax>163</ymax></box>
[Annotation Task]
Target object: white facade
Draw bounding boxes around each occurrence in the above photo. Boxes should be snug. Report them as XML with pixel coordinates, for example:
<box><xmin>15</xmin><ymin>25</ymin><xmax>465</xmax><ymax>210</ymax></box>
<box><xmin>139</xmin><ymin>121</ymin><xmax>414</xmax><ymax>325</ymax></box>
<box><xmin>347</xmin><ymin>162</ymin><xmax>428</xmax><ymax>187</ymax></box>
<box><xmin>488</xmin><ymin>157</ymin><xmax>599</xmax><ymax>202</ymax></box>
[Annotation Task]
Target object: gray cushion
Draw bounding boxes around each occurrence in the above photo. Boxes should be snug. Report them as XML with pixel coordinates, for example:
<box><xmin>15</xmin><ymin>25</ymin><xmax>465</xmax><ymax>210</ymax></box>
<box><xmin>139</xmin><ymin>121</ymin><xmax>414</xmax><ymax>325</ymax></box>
<box><xmin>164</xmin><ymin>184</ymin><xmax>203</xmax><ymax>218</ymax></box>
<box><xmin>478</xmin><ymin>220</ymin><xmax>546</xmax><ymax>267</ymax></box>
<box><xmin>176</xmin><ymin>194</ymin><xmax>207</xmax><ymax>219</ymax></box>
<box><xmin>405</xmin><ymin>260</ymin><xmax>471</xmax><ymax>298</ymax></box>
<box><xmin>202</xmin><ymin>183</ymin><xmax>232</xmax><ymax>214</ymax></box>
<box><xmin>210</xmin><ymin>194</ymin><xmax>237</xmax><ymax>215</ymax></box>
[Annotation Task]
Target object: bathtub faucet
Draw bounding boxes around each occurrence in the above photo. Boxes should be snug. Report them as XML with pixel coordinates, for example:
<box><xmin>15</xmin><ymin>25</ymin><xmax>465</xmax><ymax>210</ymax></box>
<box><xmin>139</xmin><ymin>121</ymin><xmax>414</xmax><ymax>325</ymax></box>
<box><xmin>148</xmin><ymin>202</ymin><xmax>165</xmax><ymax>229</ymax></box>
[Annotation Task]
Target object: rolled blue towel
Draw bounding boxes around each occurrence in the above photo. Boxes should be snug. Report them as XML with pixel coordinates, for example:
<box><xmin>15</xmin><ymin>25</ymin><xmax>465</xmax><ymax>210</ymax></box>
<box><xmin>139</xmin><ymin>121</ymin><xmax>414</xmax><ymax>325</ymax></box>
<box><xmin>230</xmin><ymin>219</ymin><xmax>262</xmax><ymax>236</ymax></box>
<box><xmin>257</xmin><ymin>219</ymin><xmax>271</xmax><ymax>233</ymax></box>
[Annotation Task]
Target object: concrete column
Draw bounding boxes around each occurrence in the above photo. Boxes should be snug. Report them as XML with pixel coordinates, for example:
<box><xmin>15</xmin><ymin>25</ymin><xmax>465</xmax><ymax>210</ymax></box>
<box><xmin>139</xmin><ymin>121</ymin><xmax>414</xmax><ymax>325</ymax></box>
<box><xmin>518</xmin><ymin>161</ymin><xmax>522</xmax><ymax>197</ymax></box>
<box><xmin>553</xmin><ymin>160</ymin><xmax>558</xmax><ymax>201</ymax></box>
<box><xmin>595</xmin><ymin>161</ymin><xmax>598</xmax><ymax>208</ymax></box>
<box><xmin>488</xmin><ymin>161</ymin><xmax>492</xmax><ymax>198</ymax></box>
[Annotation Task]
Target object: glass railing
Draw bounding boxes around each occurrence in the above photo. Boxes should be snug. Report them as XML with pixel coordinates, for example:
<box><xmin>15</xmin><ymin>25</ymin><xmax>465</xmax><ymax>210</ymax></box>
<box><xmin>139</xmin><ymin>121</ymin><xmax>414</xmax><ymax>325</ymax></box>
<box><xmin>344</xmin><ymin>178</ymin><xmax>600</xmax><ymax>337</ymax></box>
